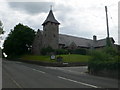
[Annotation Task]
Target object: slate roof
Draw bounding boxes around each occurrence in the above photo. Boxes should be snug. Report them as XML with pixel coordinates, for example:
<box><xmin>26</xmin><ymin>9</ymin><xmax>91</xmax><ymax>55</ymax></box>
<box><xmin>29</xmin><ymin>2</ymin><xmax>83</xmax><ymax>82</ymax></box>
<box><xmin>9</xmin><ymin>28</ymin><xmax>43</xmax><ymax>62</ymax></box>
<box><xmin>59</xmin><ymin>34</ymin><xmax>114</xmax><ymax>48</ymax></box>
<box><xmin>59</xmin><ymin>34</ymin><xmax>92</xmax><ymax>47</ymax></box>
<box><xmin>93</xmin><ymin>38</ymin><xmax>114</xmax><ymax>48</ymax></box>
<box><xmin>42</xmin><ymin>10</ymin><xmax>60</xmax><ymax>25</ymax></box>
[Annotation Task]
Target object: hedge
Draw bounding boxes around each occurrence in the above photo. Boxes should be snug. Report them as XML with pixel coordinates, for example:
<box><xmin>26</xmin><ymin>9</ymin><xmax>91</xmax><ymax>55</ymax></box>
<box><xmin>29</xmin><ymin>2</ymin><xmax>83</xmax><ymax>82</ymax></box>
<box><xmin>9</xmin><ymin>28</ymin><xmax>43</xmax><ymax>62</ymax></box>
<box><xmin>88</xmin><ymin>47</ymin><xmax>119</xmax><ymax>73</ymax></box>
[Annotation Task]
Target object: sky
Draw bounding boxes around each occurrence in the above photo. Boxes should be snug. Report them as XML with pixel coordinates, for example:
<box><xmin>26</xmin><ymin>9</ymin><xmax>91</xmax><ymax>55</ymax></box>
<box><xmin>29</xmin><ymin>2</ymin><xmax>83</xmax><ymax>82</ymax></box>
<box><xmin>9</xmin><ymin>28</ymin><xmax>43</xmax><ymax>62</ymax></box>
<box><xmin>0</xmin><ymin>0</ymin><xmax>119</xmax><ymax>47</ymax></box>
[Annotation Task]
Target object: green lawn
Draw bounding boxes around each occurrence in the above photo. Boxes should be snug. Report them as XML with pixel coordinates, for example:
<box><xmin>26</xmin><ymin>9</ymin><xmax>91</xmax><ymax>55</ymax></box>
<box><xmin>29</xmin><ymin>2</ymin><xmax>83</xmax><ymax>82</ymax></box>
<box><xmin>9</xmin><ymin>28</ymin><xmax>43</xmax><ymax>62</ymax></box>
<box><xmin>21</xmin><ymin>54</ymin><xmax>90</xmax><ymax>63</ymax></box>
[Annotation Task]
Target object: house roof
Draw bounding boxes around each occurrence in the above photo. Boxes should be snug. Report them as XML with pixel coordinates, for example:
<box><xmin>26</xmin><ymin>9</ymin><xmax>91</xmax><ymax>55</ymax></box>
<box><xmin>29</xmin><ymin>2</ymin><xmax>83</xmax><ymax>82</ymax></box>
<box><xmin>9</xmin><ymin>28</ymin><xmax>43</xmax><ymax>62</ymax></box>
<box><xmin>42</xmin><ymin>10</ymin><xmax>60</xmax><ymax>25</ymax></box>
<box><xmin>59</xmin><ymin>34</ymin><xmax>114</xmax><ymax>48</ymax></box>
<box><xmin>59</xmin><ymin>34</ymin><xmax>92</xmax><ymax>47</ymax></box>
<box><xmin>93</xmin><ymin>37</ymin><xmax>114</xmax><ymax>48</ymax></box>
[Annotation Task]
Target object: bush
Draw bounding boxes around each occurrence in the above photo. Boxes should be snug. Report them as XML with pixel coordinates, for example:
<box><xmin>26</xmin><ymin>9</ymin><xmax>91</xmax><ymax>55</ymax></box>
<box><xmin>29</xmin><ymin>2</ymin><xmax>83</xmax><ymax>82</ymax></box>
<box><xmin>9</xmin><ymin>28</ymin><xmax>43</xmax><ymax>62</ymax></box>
<box><xmin>89</xmin><ymin>50</ymin><xmax>112</xmax><ymax>61</ymax></box>
<box><xmin>56</xmin><ymin>56</ymin><xmax>63</xmax><ymax>62</ymax></box>
<box><xmin>88</xmin><ymin>47</ymin><xmax>119</xmax><ymax>73</ymax></box>
<box><xmin>73</xmin><ymin>48</ymin><xmax>87</xmax><ymax>55</ymax></box>
<box><xmin>41</xmin><ymin>46</ymin><xmax>54</xmax><ymax>55</ymax></box>
<box><xmin>55</xmin><ymin>49</ymin><xmax>68</xmax><ymax>55</ymax></box>
<box><xmin>103</xmin><ymin>46</ymin><xmax>118</xmax><ymax>56</ymax></box>
<box><xmin>68</xmin><ymin>48</ymin><xmax>87</xmax><ymax>55</ymax></box>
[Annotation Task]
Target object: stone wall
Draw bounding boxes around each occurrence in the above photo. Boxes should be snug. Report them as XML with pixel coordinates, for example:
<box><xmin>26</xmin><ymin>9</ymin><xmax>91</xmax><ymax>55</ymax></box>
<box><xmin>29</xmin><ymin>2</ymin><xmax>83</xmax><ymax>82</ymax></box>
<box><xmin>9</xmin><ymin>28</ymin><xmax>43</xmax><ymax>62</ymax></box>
<box><xmin>32</xmin><ymin>30</ymin><xmax>43</xmax><ymax>55</ymax></box>
<box><xmin>43</xmin><ymin>22</ymin><xmax>59</xmax><ymax>49</ymax></box>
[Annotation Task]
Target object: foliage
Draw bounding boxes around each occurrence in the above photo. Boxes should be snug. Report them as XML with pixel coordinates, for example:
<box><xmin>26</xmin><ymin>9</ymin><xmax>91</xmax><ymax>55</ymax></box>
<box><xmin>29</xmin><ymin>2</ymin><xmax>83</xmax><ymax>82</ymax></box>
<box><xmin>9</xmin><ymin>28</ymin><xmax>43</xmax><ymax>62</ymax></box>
<box><xmin>103</xmin><ymin>46</ymin><xmax>118</xmax><ymax>56</ymax></box>
<box><xmin>0</xmin><ymin>20</ymin><xmax>4</xmax><ymax>34</ymax></box>
<box><xmin>68</xmin><ymin>48</ymin><xmax>87</xmax><ymax>55</ymax></box>
<box><xmin>73</xmin><ymin>48</ymin><xmax>87</xmax><ymax>55</ymax></box>
<box><xmin>41</xmin><ymin>46</ymin><xmax>54</xmax><ymax>55</ymax></box>
<box><xmin>106</xmin><ymin>37</ymin><xmax>111</xmax><ymax>47</ymax></box>
<box><xmin>3</xmin><ymin>23</ymin><xmax>35</xmax><ymax>58</ymax></box>
<box><xmin>55</xmin><ymin>49</ymin><xmax>68</xmax><ymax>55</ymax></box>
<box><xmin>56</xmin><ymin>56</ymin><xmax>63</xmax><ymax>62</ymax></box>
<box><xmin>88</xmin><ymin>46</ymin><xmax>119</xmax><ymax>73</ymax></box>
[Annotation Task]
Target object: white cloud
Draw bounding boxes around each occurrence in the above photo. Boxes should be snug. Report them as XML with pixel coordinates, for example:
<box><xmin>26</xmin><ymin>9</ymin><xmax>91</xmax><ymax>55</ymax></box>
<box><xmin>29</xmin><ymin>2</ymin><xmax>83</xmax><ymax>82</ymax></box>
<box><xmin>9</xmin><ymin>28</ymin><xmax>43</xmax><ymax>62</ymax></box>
<box><xmin>8</xmin><ymin>2</ymin><xmax>54</xmax><ymax>14</ymax></box>
<box><xmin>0</xmin><ymin>0</ymin><xmax>119</xmax><ymax>48</ymax></box>
<box><xmin>54</xmin><ymin>0</ymin><xmax>118</xmax><ymax>41</ymax></box>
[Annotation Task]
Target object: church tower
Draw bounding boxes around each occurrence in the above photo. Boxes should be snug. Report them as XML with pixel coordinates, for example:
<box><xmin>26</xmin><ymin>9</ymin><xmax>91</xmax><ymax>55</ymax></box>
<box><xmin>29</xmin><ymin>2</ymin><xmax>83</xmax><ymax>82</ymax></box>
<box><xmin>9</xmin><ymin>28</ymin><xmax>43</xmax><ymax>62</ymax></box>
<box><xmin>42</xmin><ymin>8</ymin><xmax>60</xmax><ymax>49</ymax></box>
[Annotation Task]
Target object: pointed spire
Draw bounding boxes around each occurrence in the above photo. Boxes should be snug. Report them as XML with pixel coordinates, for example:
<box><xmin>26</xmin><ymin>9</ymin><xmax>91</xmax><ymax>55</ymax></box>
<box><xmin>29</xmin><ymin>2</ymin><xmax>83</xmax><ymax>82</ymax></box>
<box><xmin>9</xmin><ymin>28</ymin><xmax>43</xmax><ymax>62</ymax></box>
<box><xmin>42</xmin><ymin>7</ymin><xmax>60</xmax><ymax>25</ymax></box>
<box><xmin>50</xmin><ymin>5</ymin><xmax>52</xmax><ymax>10</ymax></box>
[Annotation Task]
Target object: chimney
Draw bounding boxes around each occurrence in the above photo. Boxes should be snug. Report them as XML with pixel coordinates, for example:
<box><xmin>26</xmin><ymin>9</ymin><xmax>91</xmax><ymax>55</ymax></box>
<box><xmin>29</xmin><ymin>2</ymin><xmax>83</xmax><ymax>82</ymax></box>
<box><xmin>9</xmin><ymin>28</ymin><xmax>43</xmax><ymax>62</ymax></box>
<box><xmin>93</xmin><ymin>35</ymin><xmax>97</xmax><ymax>42</ymax></box>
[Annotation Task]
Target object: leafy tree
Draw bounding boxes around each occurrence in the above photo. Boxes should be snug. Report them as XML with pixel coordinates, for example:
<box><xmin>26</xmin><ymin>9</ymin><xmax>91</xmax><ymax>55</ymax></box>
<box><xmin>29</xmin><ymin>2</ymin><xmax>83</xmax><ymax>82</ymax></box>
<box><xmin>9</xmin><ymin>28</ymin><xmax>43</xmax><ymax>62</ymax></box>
<box><xmin>0</xmin><ymin>20</ymin><xmax>4</xmax><ymax>34</ymax></box>
<box><xmin>0</xmin><ymin>20</ymin><xmax>4</xmax><ymax>58</ymax></box>
<box><xmin>3</xmin><ymin>23</ymin><xmax>35</xmax><ymax>58</ymax></box>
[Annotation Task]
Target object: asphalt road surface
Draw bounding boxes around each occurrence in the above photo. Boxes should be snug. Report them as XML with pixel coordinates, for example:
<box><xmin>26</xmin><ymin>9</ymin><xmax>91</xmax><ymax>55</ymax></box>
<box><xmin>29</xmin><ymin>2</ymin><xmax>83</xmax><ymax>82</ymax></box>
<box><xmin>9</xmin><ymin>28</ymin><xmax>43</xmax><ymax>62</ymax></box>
<box><xmin>2</xmin><ymin>59</ymin><xmax>119</xmax><ymax>88</ymax></box>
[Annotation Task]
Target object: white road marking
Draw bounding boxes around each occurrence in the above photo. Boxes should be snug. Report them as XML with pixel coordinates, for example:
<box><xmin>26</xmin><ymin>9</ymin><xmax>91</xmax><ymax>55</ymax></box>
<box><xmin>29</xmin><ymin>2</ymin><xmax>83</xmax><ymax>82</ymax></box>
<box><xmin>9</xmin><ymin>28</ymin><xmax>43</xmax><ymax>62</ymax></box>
<box><xmin>11</xmin><ymin>78</ymin><xmax>22</xmax><ymax>88</ymax></box>
<box><xmin>45</xmin><ymin>67</ymin><xmax>85</xmax><ymax>74</ymax></box>
<box><xmin>32</xmin><ymin>69</ymin><xmax>46</xmax><ymax>74</ymax></box>
<box><xmin>14</xmin><ymin>63</ymin><xmax>46</xmax><ymax>74</ymax></box>
<box><xmin>4</xmin><ymin>69</ymin><xmax>22</xmax><ymax>88</ymax></box>
<box><xmin>58</xmin><ymin>76</ymin><xmax>100</xmax><ymax>88</ymax></box>
<box><xmin>67</xmin><ymin>70</ymin><xmax>85</xmax><ymax>74</ymax></box>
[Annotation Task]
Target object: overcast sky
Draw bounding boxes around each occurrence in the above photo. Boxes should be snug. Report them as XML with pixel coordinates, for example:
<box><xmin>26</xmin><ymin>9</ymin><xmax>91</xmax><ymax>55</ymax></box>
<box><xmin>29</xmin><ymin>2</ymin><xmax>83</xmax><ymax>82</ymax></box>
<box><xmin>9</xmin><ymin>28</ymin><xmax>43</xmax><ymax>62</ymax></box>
<box><xmin>0</xmin><ymin>0</ymin><xmax>119</xmax><ymax>47</ymax></box>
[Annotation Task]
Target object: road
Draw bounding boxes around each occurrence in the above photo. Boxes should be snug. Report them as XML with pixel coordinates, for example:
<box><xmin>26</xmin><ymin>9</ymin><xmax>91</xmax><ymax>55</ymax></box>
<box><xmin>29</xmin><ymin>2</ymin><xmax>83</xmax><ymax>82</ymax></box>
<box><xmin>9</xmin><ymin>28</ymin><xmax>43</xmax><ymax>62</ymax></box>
<box><xmin>2</xmin><ymin>59</ymin><xmax>119</xmax><ymax>88</ymax></box>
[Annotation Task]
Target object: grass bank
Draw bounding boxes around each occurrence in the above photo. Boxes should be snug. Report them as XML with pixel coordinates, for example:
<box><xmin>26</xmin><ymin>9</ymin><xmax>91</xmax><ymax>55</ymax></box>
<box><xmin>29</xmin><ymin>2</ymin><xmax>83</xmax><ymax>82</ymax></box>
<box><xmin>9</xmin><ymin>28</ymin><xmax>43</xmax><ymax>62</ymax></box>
<box><xmin>21</xmin><ymin>54</ymin><xmax>90</xmax><ymax>63</ymax></box>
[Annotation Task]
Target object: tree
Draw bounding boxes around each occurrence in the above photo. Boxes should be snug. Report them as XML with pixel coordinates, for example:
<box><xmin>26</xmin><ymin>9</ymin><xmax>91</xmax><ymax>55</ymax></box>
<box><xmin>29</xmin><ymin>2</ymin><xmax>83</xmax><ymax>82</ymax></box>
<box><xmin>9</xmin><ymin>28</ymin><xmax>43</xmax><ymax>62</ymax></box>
<box><xmin>0</xmin><ymin>20</ymin><xmax>4</xmax><ymax>58</ymax></box>
<box><xmin>0</xmin><ymin>20</ymin><xmax>4</xmax><ymax>34</ymax></box>
<box><xmin>0</xmin><ymin>20</ymin><xmax>4</xmax><ymax>44</ymax></box>
<box><xmin>3</xmin><ymin>23</ymin><xmax>35</xmax><ymax>58</ymax></box>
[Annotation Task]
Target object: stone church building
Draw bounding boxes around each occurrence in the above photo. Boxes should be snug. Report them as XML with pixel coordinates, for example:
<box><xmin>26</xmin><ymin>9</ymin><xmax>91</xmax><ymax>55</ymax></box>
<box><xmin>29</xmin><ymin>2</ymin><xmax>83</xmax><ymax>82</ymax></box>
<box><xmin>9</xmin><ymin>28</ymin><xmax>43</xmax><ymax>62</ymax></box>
<box><xmin>32</xmin><ymin>9</ymin><xmax>115</xmax><ymax>55</ymax></box>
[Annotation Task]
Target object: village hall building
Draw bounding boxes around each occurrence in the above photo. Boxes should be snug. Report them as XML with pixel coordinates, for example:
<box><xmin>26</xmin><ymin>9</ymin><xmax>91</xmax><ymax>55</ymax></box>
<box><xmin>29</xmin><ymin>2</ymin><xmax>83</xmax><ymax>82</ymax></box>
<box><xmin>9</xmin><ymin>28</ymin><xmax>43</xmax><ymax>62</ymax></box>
<box><xmin>32</xmin><ymin>8</ymin><xmax>115</xmax><ymax>55</ymax></box>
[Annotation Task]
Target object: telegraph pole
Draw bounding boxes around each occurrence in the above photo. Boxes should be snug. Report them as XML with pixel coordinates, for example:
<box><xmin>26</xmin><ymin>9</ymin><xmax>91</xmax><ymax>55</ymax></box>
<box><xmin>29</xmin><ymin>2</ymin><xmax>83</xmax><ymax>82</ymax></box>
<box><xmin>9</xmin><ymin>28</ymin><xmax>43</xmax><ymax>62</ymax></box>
<box><xmin>105</xmin><ymin>6</ymin><xmax>109</xmax><ymax>38</ymax></box>
<box><xmin>105</xmin><ymin>6</ymin><xmax>111</xmax><ymax>46</ymax></box>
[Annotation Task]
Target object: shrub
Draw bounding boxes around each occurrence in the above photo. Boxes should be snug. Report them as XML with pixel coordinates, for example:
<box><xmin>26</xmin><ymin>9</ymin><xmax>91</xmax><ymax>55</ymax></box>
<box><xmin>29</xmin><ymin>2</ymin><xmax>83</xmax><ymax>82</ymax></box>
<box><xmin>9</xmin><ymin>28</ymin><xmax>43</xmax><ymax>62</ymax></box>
<box><xmin>56</xmin><ymin>56</ymin><xmax>63</xmax><ymax>62</ymax></box>
<box><xmin>55</xmin><ymin>49</ymin><xmax>68</xmax><ymax>55</ymax></box>
<box><xmin>88</xmin><ymin>47</ymin><xmax>119</xmax><ymax>73</ymax></box>
<box><xmin>67</xmin><ymin>48</ymin><xmax>87</xmax><ymax>55</ymax></box>
<box><xmin>103</xmin><ymin>46</ymin><xmax>118</xmax><ymax>56</ymax></box>
<box><xmin>73</xmin><ymin>48</ymin><xmax>87</xmax><ymax>55</ymax></box>
<box><xmin>41</xmin><ymin>46</ymin><xmax>54</xmax><ymax>55</ymax></box>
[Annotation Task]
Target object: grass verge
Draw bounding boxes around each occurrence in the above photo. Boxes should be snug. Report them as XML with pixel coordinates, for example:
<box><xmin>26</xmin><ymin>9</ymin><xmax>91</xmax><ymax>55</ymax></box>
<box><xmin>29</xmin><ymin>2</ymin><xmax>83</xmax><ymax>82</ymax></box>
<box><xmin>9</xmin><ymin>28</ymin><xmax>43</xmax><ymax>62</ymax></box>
<box><xmin>21</xmin><ymin>54</ymin><xmax>90</xmax><ymax>63</ymax></box>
